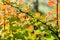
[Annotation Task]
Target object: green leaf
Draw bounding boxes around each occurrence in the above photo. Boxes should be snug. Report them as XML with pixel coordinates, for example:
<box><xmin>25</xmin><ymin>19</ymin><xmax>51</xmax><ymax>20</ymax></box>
<box><xmin>24</xmin><ymin>31</ymin><xmax>29</xmax><ymax>37</ymax></box>
<box><xmin>34</xmin><ymin>22</ymin><xmax>41</xmax><ymax>26</ymax></box>
<box><xmin>13</xmin><ymin>32</ymin><xmax>24</xmax><ymax>39</ymax></box>
<box><xmin>45</xmin><ymin>35</ymin><xmax>51</xmax><ymax>38</ymax></box>
<box><xmin>51</xmin><ymin>32</ymin><xmax>58</xmax><ymax>40</ymax></box>
<box><xmin>23</xmin><ymin>24</ymin><xmax>28</xmax><ymax>29</ymax></box>
<box><xmin>9</xmin><ymin>17</ymin><xmax>17</xmax><ymax>22</ymax></box>
<box><xmin>12</xmin><ymin>25</ymin><xmax>20</xmax><ymax>31</ymax></box>
<box><xmin>0</xmin><ymin>26</ymin><xmax>2</xmax><ymax>30</ymax></box>
<box><xmin>35</xmin><ymin>30</ymin><xmax>40</xmax><ymax>34</ymax></box>
<box><xmin>7</xmin><ymin>36</ymin><xmax>12</xmax><ymax>40</ymax></box>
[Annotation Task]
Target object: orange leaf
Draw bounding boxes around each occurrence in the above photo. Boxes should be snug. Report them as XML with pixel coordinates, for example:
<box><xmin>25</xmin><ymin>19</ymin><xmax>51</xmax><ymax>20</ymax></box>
<box><xmin>48</xmin><ymin>0</ymin><xmax>55</xmax><ymax>6</ymax></box>
<box><xmin>42</xmin><ymin>15</ymin><xmax>47</xmax><ymax>21</ymax></box>
<box><xmin>28</xmin><ymin>25</ymin><xmax>33</xmax><ymax>30</ymax></box>
<box><xmin>8</xmin><ymin>8</ymin><xmax>14</xmax><ymax>12</ymax></box>
<box><xmin>23</xmin><ymin>4</ymin><xmax>30</xmax><ymax>12</ymax></box>
<box><xmin>25</xmin><ymin>37</ymin><xmax>28</xmax><ymax>40</ymax></box>
<box><xmin>18</xmin><ymin>12</ymin><xmax>25</xmax><ymax>18</ymax></box>
<box><xmin>50</xmin><ymin>0</ymin><xmax>54</xmax><ymax>1</ymax></box>
<box><xmin>58</xmin><ymin>15</ymin><xmax>60</xmax><ymax>18</ymax></box>
<box><xmin>0</xmin><ymin>14</ymin><xmax>4</xmax><ymax>18</ymax></box>
<box><xmin>58</xmin><ymin>6</ymin><xmax>60</xmax><ymax>11</ymax></box>
<box><xmin>11</xmin><ymin>12</ymin><xmax>17</xmax><ymax>17</ymax></box>
<box><xmin>51</xmin><ymin>16</ymin><xmax>56</xmax><ymax>20</ymax></box>
<box><xmin>19</xmin><ymin>0</ymin><xmax>23</xmax><ymax>5</ymax></box>
<box><xmin>2</xmin><ymin>5</ymin><xmax>7</xmax><ymax>10</ymax></box>
<box><xmin>0</xmin><ymin>2</ymin><xmax>3</xmax><ymax>5</ymax></box>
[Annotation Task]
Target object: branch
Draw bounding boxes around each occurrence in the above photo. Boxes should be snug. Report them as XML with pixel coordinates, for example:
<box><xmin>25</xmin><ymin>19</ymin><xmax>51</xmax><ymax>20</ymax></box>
<box><xmin>3</xmin><ymin>0</ymin><xmax>60</xmax><ymax>40</ymax></box>
<box><xmin>56</xmin><ymin>0</ymin><xmax>59</xmax><ymax>29</ymax></box>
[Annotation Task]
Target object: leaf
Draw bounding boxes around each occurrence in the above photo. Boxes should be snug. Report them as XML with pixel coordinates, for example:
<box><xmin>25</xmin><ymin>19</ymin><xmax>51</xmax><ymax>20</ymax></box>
<box><xmin>7</xmin><ymin>36</ymin><xmax>12</xmax><ymax>40</ymax></box>
<box><xmin>9</xmin><ymin>17</ymin><xmax>17</xmax><ymax>22</ymax></box>
<box><xmin>13</xmin><ymin>32</ymin><xmax>24</xmax><ymax>39</ymax></box>
<box><xmin>9</xmin><ymin>33</ymin><xmax>13</xmax><ymax>37</ymax></box>
<box><xmin>42</xmin><ymin>15</ymin><xmax>47</xmax><ymax>21</ymax></box>
<box><xmin>23</xmin><ymin>24</ymin><xmax>28</xmax><ymax>29</ymax></box>
<box><xmin>27</xmin><ymin>25</ymin><xmax>33</xmax><ymax>31</ymax></box>
<box><xmin>48</xmin><ymin>0</ymin><xmax>55</xmax><ymax>6</ymax></box>
<box><xmin>5</xmin><ymin>0</ymin><xmax>10</xmax><ymax>3</ymax></box>
<box><xmin>8</xmin><ymin>8</ymin><xmax>14</xmax><ymax>12</ymax></box>
<box><xmin>34</xmin><ymin>22</ymin><xmax>41</xmax><ymax>26</ymax></box>
<box><xmin>45</xmin><ymin>35</ymin><xmax>51</xmax><ymax>38</ymax></box>
<box><xmin>0</xmin><ymin>26</ymin><xmax>2</xmax><ymax>30</ymax></box>
<box><xmin>18</xmin><ymin>0</ymin><xmax>23</xmax><ymax>5</ymax></box>
<box><xmin>35</xmin><ymin>12</ymin><xmax>40</xmax><ymax>18</ymax></box>
<box><xmin>35</xmin><ymin>30</ymin><xmax>40</xmax><ymax>34</ymax></box>
<box><xmin>51</xmin><ymin>32</ymin><xmax>58</xmax><ymax>40</ymax></box>
<box><xmin>24</xmin><ymin>31</ymin><xmax>29</xmax><ymax>37</ymax></box>
<box><xmin>12</xmin><ymin>25</ymin><xmax>20</xmax><ymax>31</ymax></box>
<box><xmin>2</xmin><ymin>5</ymin><xmax>7</xmax><ymax>10</ymax></box>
